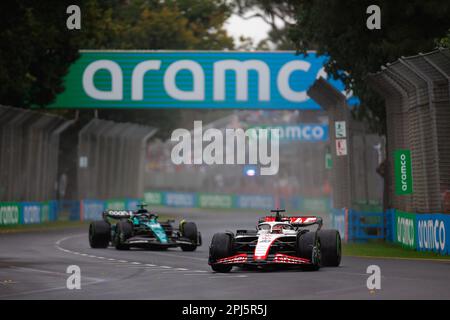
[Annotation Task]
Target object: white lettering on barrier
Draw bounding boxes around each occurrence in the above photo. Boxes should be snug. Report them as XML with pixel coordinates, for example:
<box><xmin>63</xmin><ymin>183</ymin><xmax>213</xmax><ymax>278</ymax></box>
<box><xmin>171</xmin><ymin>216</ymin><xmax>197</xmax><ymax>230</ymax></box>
<box><xmin>418</xmin><ymin>219</ymin><xmax>446</xmax><ymax>252</ymax></box>
<box><xmin>165</xmin><ymin>193</ymin><xmax>194</xmax><ymax>207</ymax></box>
<box><xmin>23</xmin><ymin>205</ymin><xmax>40</xmax><ymax>224</ymax></box>
<box><xmin>238</xmin><ymin>196</ymin><xmax>273</xmax><ymax>209</ymax></box>
<box><xmin>397</xmin><ymin>216</ymin><xmax>414</xmax><ymax>246</ymax></box>
<box><xmin>0</xmin><ymin>206</ymin><xmax>19</xmax><ymax>225</ymax></box>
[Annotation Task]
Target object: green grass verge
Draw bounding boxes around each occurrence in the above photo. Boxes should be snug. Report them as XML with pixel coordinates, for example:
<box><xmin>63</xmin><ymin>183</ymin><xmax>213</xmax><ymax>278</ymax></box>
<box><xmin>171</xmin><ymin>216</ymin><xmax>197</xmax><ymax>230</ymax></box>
<box><xmin>343</xmin><ymin>241</ymin><xmax>450</xmax><ymax>260</ymax></box>
<box><xmin>0</xmin><ymin>220</ymin><xmax>90</xmax><ymax>234</ymax></box>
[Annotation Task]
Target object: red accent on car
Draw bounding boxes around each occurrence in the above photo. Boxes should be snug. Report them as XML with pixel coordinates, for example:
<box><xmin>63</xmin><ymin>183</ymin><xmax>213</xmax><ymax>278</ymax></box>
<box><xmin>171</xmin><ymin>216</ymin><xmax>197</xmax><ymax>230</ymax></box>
<box><xmin>273</xmin><ymin>253</ymin><xmax>311</xmax><ymax>264</ymax></box>
<box><xmin>216</xmin><ymin>253</ymin><xmax>248</xmax><ymax>264</ymax></box>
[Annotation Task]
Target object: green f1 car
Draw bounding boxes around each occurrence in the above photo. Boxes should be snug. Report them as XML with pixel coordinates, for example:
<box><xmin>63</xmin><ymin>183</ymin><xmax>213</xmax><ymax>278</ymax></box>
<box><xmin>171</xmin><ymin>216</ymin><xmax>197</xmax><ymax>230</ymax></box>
<box><xmin>88</xmin><ymin>204</ymin><xmax>201</xmax><ymax>251</ymax></box>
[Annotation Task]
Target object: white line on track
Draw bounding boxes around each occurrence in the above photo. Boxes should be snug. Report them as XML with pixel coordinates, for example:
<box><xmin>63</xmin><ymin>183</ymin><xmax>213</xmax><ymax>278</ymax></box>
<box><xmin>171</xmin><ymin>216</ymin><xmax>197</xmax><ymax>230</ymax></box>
<box><xmin>0</xmin><ymin>266</ymin><xmax>106</xmax><ymax>299</ymax></box>
<box><xmin>209</xmin><ymin>275</ymin><xmax>248</xmax><ymax>279</ymax></box>
<box><xmin>54</xmin><ymin>234</ymin><xmax>215</xmax><ymax>277</ymax></box>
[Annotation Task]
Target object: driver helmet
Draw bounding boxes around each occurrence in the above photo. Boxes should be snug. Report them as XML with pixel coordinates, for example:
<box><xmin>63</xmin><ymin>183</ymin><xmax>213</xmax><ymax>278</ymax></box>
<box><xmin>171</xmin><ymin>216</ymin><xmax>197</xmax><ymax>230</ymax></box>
<box><xmin>272</xmin><ymin>224</ymin><xmax>284</xmax><ymax>233</ymax></box>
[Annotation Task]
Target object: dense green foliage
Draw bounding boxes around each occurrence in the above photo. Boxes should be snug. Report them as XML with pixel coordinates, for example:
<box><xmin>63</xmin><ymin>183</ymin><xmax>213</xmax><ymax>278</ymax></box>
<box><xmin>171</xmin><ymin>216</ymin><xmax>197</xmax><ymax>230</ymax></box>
<box><xmin>0</xmin><ymin>0</ymin><xmax>234</xmax><ymax>137</ymax></box>
<box><xmin>237</xmin><ymin>0</ymin><xmax>450</xmax><ymax>133</ymax></box>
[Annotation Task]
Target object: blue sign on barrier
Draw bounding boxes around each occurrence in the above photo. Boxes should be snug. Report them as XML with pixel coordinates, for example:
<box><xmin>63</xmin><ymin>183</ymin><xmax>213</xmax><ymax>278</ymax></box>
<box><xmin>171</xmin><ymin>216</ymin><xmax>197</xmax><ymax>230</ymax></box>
<box><xmin>126</xmin><ymin>199</ymin><xmax>142</xmax><ymax>211</ymax></box>
<box><xmin>236</xmin><ymin>195</ymin><xmax>274</xmax><ymax>210</ymax></box>
<box><xmin>331</xmin><ymin>208</ymin><xmax>346</xmax><ymax>240</ymax></box>
<box><xmin>82</xmin><ymin>200</ymin><xmax>105</xmax><ymax>221</ymax></box>
<box><xmin>416</xmin><ymin>214</ymin><xmax>449</xmax><ymax>254</ymax></box>
<box><xmin>164</xmin><ymin>192</ymin><xmax>197</xmax><ymax>208</ymax></box>
<box><xmin>21</xmin><ymin>202</ymin><xmax>41</xmax><ymax>224</ymax></box>
<box><xmin>347</xmin><ymin>209</ymin><xmax>386</xmax><ymax>241</ymax></box>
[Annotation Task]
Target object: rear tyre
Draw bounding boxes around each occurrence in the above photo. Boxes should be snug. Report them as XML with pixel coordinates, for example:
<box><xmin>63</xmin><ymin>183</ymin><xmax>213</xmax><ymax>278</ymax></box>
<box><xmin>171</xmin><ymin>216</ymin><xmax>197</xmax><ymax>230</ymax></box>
<box><xmin>89</xmin><ymin>221</ymin><xmax>110</xmax><ymax>248</ymax></box>
<box><xmin>319</xmin><ymin>229</ymin><xmax>342</xmax><ymax>267</ymax></box>
<box><xmin>114</xmin><ymin>220</ymin><xmax>133</xmax><ymax>250</ymax></box>
<box><xmin>297</xmin><ymin>231</ymin><xmax>321</xmax><ymax>271</ymax></box>
<box><xmin>209</xmin><ymin>233</ymin><xmax>233</xmax><ymax>273</ymax></box>
<box><xmin>181</xmin><ymin>222</ymin><xmax>198</xmax><ymax>251</ymax></box>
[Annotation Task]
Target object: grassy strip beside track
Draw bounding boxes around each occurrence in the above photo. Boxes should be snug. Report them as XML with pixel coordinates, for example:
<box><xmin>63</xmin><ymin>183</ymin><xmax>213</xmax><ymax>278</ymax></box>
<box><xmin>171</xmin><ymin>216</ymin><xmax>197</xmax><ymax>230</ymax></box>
<box><xmin>0</xmin><ymin>214</ymin><xmax>175</xmax><ymax>234</ymax></box>
<box><xmin>0</xmin><ymin>220</ymin><xmax>90</xmax><ymax>234</ymax></box>
<box><xmin>343</xmin><ymin>241</ymin><xmax>450</xmax><ymax>260</ymax></box>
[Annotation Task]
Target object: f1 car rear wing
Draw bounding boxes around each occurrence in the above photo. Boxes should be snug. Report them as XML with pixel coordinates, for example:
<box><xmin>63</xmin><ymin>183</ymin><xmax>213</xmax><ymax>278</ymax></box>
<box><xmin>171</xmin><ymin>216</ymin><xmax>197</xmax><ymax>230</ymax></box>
<box><xmin>259</xmin><ymin>212</ymin><xmax>323</xmax><ymax>228</ymax></box>
<box><xmin>102</xmin><ymin>210</ymin><xmax>134</xmax><ymax>219</ymax></box>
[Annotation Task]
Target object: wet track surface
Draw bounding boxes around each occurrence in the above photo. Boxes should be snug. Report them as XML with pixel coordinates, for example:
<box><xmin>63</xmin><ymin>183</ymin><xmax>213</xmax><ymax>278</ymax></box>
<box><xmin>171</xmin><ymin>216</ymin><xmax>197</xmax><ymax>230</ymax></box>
<box><xmin>1</xmin><ymin>208</ymin><xmax>449</xmax><ymax>299</ymax></box>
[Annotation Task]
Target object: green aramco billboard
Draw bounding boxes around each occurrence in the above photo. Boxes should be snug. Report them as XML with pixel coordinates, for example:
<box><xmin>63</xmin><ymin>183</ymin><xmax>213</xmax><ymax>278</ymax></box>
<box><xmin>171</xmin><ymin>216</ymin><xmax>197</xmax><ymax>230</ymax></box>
<box><xmin>48</xmin><ymin>51</ymin><xmax>358</xmax><ymax>110</ymax></box>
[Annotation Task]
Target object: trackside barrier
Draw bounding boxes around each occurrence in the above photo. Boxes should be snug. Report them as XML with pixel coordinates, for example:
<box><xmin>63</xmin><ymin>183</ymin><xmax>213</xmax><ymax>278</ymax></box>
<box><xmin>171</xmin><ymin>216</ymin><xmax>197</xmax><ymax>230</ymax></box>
<box><xmin>332</xmin><ymin>207</ymin><xmax>449</xmax><ymax>255</ymax></box>
<box><xmin>415</xmin><ymin>214</ymin><xmax>450</xmax><ymax>255</ymax></box>
<box><xmin>0</xmin><ymin>194</ymin><xmax>331</xmax><ymax>226</ymax></box>
<box><xmin>57</xmin><ymin>200</ymin><xmax>81</xmax><ymax>221</ymax></box>
<box><xmin>347</xmin><ymin>210</ymin><xmax>386</xmax><ymax>241</ymax></box>
<box><xmin>143</xmin><ymin>191</ymin><xmax>331</xmax><ymax>212</ymax></box>
<box><xmin>331</xmin><ymin>208</ymin><xmax>346</xmax><ymax>240</ymax></box>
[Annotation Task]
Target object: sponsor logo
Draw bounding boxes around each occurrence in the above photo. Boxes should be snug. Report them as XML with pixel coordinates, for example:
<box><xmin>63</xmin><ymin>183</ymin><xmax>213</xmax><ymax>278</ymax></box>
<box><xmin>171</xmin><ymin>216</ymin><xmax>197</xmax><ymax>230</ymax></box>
<box><xmin>394</xmin><ymin>150</ymin><xmax>413</xmax><ymax>195</ymax></box>
<box><xmin>23</xmin><ymin>204</ymin><xmax>40</xmax><ymax>224</ymax></box>
<box><xmin>165</xmin><ymin>193</ymin><xmax>195</xmax><ymax>207</ymax></box>
<box><xmin>397</xmin><ymin>216</ymin><xmax>415</xmax><ymax>247</ymax></box>
<box><xmin>50</xmin><ymin>52</ymin><xmax>357</xmax><ymax>110</ymax></box>
<box><xmin>248</xmin><ymin>124</ymin><xmax>328</xmax><ymax>142</ymax></box>
<box><xmin>0</xmin><ymin>205</ymin><xmax>20</xmax><ymax>225</ymax></box>
<box><xmin>418</xmin><ymin>219</ymin><xmax>446</xmax><ymax>252</ymax></box>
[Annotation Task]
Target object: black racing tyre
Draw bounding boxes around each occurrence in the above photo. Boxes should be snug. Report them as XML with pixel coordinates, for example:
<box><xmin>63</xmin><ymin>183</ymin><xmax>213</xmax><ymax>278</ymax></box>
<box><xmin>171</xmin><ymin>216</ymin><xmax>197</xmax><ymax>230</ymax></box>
<box><xmin>180</xmin><ymin>222</ymin><xmax>198</xmax><ymax>251</ymax></box>
<box><xmin>297</xmin><ymin>231</ymin><xmax>320</xmax><ymax>271</ymax></box>
<box><xmin>114</xmin><ymin>220</ymin><xmax>133</xmax><ymax>250</ymax></box>
<box><xmin>319</xmin><ymin>229</ymin><xmax>342</xmax><ymax>267</ymax></box>
<box><xmin>89</xmin><ymin>221</ymin><xmax>110</xmax><ymax>248</ymax></box>
<box><xmin>209</xmin><ymin>233</ymin><xmax>233</xmax><ymax>273</ymax></box>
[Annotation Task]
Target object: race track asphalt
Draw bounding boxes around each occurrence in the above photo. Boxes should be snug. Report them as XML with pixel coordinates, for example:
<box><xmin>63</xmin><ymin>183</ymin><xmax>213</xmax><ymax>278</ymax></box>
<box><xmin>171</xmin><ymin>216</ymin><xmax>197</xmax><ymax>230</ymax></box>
<box><xmin>1</xmin><ymin>208</ymin><xmax>449</xmax><ymax>300</ymax></box>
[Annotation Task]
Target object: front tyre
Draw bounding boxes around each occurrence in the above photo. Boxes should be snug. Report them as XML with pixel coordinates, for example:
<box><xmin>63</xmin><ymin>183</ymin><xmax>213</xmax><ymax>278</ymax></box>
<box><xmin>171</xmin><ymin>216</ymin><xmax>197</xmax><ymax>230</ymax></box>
<box><xmin>209</xmin><ymin>233</ymin><xmax>233</xmax><ymax>273</ymax></box>
<box><xmin>297</xmin><ymin>231</ymin><xmax>321</xmax><ymax>271</ymax></box>
<box><xmin>89</xmin><ymin>221</ymin><xmax>111</xmax><ymax>248</ymax></box>
<box><xmin>319</xmin><ymin>229</ymin><xmax>342</xmax><ymax>267</ymax></box>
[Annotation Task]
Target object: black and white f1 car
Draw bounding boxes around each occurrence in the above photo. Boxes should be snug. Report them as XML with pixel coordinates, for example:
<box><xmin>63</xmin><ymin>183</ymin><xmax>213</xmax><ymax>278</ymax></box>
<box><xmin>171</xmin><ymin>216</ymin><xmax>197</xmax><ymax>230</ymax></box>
<box><xmin>208</xmin><ymin>209</ymin><xmax>341</xmax><ymax>272</ymax></box>
<box><xmin>88</xmin><ymin>204</ymin><xmax>202</xmax><ymax>251</ymax></box>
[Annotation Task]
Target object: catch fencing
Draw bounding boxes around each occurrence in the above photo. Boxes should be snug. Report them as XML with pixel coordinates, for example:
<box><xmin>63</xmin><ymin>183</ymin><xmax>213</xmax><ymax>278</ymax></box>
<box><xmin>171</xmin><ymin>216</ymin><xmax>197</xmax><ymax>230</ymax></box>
<box><xmin>77</xmin><ymin>118</ymin><xmax>157</xmax><ymax>200</ymax></box>
<box><xmin>369</xmin><ymin>48</ymin><xmax>450</xmax><ymax>213</ymax></box>
<box><xmin>0</xmin><ymin>105</ymin><xmax>73</xmax><ymax>202</ymax></box>
<box><xmin>307</xmin><ymin>79</ymin><xmax>384</xmax><ymax>211</ymax></box>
